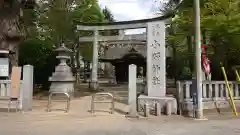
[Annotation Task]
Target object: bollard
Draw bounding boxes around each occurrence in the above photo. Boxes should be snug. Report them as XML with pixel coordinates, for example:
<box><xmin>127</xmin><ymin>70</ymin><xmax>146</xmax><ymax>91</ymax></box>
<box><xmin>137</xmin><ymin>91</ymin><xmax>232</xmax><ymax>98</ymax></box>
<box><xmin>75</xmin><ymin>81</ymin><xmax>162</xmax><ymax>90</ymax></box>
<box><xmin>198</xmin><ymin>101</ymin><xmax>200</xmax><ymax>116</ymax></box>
<box><xmin>110</xmin><ymin>96</ymin><xmax>114</xmax><ymax>114</ymax></box>
<box><xmin>144</xmin><ymin>103</ymin><xmax>149</xmax><ymax>117</ymax></box>
<box><xmin>90</xmin><ymin>92</ymin><xmax>114</xmax><ymax>114</ymax></box>
<box><xmin>91</xmin><ymin>95</ymin><xmax>95</xmax><ymax>114</ymax></box>
<box><xmin>154</xmin><ymin>102</ymin><xmax>161</xmax><ymax>116</ymax></box>
<box><xmin>165</xmin><ymin>101</ymin><xmax>172</xmax><ymax>115</ymax></box>
<box><xmin>192</xmin><ymin>92</ymin><xmax>197</xmax><ymax>118</ymax></box>
<box><xmin>47</xmin><ymin>92</ymin><xmax>70</xmax><ymax>113</ymax></box>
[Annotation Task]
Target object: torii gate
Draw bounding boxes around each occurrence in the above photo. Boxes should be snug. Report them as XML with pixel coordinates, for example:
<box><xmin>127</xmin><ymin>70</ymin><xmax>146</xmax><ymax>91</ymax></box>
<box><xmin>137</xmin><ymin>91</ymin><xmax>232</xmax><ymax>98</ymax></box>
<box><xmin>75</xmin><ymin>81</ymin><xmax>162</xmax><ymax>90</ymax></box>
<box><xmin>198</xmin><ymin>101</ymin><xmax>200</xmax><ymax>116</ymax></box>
<box><xmin>76</xmin><ymin>14</ymin><xmax>173</xmax><ymax>97</ymax></box>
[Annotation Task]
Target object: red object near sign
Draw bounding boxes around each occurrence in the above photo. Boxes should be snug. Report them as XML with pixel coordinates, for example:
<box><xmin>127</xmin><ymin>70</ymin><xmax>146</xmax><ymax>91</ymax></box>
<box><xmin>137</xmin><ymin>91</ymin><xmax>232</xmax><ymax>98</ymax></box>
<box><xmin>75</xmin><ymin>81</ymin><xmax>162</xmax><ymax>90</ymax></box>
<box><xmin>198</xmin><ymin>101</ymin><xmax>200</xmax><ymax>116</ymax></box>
<box><xmin>202</xmin><ymin>55</ymin><xmax>210</xmax><ymax>73</ymax></box>
<box><xmin>201</xmin><ymin>44</ymin><xmax>210</xmax><ymax>73</ymax></box>
<box><xmin>201</xmin><ymin>44</ymin><xmax>207</xmax><ymax>48</ymax></box>
<box><xmin>201</xmin><ymin>44</ymin><xmax>207</xmax><ymax>54</ymax></box>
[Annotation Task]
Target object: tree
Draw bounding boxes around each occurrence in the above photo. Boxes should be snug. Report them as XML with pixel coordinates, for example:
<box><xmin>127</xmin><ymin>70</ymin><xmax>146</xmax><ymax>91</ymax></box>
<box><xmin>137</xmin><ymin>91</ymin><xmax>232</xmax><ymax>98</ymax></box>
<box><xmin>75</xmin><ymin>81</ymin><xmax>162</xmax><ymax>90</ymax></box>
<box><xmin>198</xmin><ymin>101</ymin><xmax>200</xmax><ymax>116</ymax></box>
<box><xmin>101</xmin><ymin>6</ymin><xmax>118</xmax><ymax>36</ymax></box>
<box><xmin>72</xmin><ymin>4</ymin><xmax>116</xmax><ymax>62</ymax></box>
<box><xmin>0</xmin><ymin>0</ymin><xmax>37</xmax><ymax>66</ymax></box>
<box><xmin>102</xmin><ymin>6</ymin><xmax>115</xmax><ymax>22</ymax></box>
<box><xmin>0</xmin><ymin>0</ymin><xmax>25</xmax><ymax>66</ymax></box>
<box><xmin>19</xmin><ymin>38</ymin><xmax>57</xmax><ymax>89</ymax></box>
<box><xmin>18</xmin><ymin>0</ymin><xmax>116</xmax><ymax>87</ymax></box>
<box><xmin>159</xmin><ymin>0</ymin><xmax>181</xmax><ymax>15</ymax></box>
<box><xmin>160</xmin><ymin>0</ymin><xmax>240</xmax><ymax>80</ymax></box>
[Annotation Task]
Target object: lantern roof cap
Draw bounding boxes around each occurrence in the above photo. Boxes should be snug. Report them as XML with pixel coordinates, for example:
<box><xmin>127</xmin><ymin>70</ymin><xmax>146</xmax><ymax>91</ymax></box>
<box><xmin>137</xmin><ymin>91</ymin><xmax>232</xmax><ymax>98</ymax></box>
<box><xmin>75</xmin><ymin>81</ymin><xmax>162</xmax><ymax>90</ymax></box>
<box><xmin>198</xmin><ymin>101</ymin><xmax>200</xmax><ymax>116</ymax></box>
<box><xmin>54</xmin><ymin>43</ymin><xmax>72</xmax><ymax>53</ymax></box>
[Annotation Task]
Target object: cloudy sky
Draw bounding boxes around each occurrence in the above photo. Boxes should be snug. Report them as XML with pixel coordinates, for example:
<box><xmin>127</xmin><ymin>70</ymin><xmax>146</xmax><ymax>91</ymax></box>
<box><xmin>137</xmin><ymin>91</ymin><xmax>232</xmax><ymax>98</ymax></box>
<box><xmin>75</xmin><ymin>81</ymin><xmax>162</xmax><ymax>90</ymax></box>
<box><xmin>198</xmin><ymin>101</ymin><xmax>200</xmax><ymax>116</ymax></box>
<box><xmin>98</xmin><ymin>0</ymin><xmax>166</xmax><ymax>34</ymax></box>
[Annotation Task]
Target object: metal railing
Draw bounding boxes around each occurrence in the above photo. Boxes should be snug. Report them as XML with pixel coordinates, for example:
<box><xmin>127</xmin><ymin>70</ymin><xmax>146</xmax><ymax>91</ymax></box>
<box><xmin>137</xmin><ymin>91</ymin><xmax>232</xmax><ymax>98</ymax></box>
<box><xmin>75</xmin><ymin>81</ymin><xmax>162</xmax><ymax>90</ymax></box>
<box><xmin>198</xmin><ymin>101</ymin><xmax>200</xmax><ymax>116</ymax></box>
<box><xmin>0</xmin><ymin>80</ymin><xmax>22</xmax><ymax>112</ymax></box>
<box><xmin>90</xmin><ymin>92</ymin><xmax>114</xmax><ymax>114</ymax></box>
<box><xmin>47</xmin><ymin>92</ymin><xmax>70</xmax><ymax>113</ymax></box>
<box><xmin>177</xmin><ymin>80</ymin><xmax>240</xmax><ymax>114</ymax></box>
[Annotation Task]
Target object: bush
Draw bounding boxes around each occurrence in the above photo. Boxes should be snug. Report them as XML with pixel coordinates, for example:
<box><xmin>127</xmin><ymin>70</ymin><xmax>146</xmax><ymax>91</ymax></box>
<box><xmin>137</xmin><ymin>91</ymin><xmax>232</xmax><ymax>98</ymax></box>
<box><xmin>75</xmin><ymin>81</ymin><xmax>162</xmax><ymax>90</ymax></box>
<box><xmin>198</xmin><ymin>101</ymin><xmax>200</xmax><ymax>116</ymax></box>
<box><xmin>19</xmin><ymin>38</ymin><xmax>57</xmax><ymax>90</ymax></box>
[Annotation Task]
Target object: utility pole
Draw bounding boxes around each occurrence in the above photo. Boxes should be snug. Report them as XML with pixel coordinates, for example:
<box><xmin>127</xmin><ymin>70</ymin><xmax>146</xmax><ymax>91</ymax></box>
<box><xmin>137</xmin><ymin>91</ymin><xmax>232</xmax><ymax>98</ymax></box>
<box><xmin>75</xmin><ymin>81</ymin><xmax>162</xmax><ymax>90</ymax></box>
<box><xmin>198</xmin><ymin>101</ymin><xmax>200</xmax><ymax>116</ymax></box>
<box><xmin>194</xmin><ymin>0</ymin><xmax>203</xmax><ymax>119</ymax></box>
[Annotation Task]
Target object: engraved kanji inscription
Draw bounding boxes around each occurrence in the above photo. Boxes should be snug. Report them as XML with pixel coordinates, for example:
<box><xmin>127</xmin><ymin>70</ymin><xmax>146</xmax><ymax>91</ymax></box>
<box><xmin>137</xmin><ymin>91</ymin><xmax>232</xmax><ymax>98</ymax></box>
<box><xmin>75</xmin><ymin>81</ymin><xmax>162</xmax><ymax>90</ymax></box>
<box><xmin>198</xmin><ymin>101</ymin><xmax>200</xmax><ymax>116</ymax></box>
<box><xmin>152</xmin><ymin>76</ymin><xmax>161</xmax><ymax>85</ymax></box>
<box><xmin>151</xmin><ymin>24</ymin><xmax>160</xmax><ymax>36</ymax></box>
<box><xmin>152</xmin><ymin>64</ymin><xmax>161</xmax><ymax>73</ymax></box>
<box><xmin>152</xmin><ymin>52</ymin><xmax>161</xmax><ymax>60</ymax></box>
<box><xmin>151</xmin><ymin>40</ymin><xmax>161</xmax><ymax>49</ymax></box>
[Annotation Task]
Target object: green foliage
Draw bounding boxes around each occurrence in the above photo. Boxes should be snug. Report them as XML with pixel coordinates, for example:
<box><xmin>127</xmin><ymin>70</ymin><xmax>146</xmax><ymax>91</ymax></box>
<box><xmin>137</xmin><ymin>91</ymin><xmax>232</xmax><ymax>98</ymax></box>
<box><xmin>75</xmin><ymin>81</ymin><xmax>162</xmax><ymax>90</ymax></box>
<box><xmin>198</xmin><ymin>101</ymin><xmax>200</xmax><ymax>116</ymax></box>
<box><xmin>80</xmin><ymin>42</ymin><xmax>93</xmax><ymax>61</ymax></box>
<box><xmin>180</xmin><ymin>66</ymin><xmax>192</xmax><ymax>79</ymax></box>
<box><xmin>20</xmin><ymin>0</ymin><xmax>116</xmax><ymax>61</ymax></box>
<box><xmin>161</xmin><ymin>0</ymin><xmax>240</xmax><ymax>80</ymax></box>
<box><xmin>17</xmin><ymin>0</ymin><xmax>116</xmax><ymax>88</ymax></box>
<box><xmin>19</xmin><ymin>38</ymin><xmax>57</xmax><ymax>89</ymax></box>
<box><xmin>102</xmin><ymin>6</ymin><xmax>115</xmax><ymax>22</ymax></box>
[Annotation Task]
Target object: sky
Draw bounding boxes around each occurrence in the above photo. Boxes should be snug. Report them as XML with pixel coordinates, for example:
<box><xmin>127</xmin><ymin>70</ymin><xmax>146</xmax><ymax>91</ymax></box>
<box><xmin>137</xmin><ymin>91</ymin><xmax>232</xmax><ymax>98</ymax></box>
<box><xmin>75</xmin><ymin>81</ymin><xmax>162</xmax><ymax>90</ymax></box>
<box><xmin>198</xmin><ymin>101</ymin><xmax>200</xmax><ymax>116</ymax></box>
<box><xmin>98</xmin><ymin>0</ymin><xmax>166</xmax><ymax>34</ymax></box>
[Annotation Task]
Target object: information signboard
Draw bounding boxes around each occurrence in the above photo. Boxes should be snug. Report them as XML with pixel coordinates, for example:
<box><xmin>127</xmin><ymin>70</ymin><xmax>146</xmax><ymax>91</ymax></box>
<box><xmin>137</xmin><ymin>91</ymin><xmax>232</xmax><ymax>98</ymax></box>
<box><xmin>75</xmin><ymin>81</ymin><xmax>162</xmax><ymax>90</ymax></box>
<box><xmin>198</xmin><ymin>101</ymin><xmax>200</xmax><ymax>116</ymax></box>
<box><xmin>0</xmin><ymin>58</ymin><xmax>9</xmax><ymax>77</ymax></box>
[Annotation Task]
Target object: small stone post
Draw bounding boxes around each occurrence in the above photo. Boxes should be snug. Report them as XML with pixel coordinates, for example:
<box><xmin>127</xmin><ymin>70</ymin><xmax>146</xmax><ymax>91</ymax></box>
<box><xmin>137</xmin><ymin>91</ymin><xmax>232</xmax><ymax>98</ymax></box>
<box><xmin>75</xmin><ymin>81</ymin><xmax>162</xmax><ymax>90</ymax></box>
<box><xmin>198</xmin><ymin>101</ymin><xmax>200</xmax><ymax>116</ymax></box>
<box><xmin>22</xmin><ymin>65</ymin><xmax>34</xmax><ymax>111</ymax></box>
<box><xmin>126</xmin><ymin>64</ymin><xmax>138</xmax><ymax>118</ymax></box>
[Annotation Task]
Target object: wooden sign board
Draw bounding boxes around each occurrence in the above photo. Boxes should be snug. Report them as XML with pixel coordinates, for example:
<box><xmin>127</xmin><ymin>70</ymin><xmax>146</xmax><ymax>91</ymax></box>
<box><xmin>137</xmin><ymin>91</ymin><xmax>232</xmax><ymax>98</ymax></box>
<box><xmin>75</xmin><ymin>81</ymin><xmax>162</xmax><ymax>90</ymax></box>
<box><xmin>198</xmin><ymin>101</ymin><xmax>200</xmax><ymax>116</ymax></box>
<box><xmin>10</xmin><ymin>67</ymin><xmax>21</xmax><ymax>98</ymax></box>
<box><xmin>0</xmin><ymin>58</ymin><xmax>9</xmax><ymax>77</ymax></box>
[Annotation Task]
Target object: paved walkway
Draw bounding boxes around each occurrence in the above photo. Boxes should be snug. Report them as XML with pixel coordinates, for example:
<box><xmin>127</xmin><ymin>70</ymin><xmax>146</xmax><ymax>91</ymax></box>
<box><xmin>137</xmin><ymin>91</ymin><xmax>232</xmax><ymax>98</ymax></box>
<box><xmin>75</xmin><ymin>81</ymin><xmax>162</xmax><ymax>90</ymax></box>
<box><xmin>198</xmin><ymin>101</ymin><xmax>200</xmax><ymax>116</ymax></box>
<box><xmin>0</xmin><ymin>111</ymin><xmax>239</xmax><ymax>135</ymax></box>
<box><xmin>0</xmin><ymin>96</ymin><xmax>238</xmax><ymax>135</ymax></box>
<box><xmin>0</xmin><ymin>83</ymin><xmax>239</xmax><ymax>134</ymax></box>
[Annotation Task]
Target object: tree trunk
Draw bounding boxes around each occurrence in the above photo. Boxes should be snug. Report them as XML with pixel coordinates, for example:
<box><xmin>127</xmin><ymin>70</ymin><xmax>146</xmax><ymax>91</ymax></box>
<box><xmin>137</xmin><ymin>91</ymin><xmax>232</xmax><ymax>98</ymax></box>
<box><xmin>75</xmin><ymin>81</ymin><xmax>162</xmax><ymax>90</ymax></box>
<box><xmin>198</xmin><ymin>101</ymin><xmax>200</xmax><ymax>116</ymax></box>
<box><xmin>169</xmin><ymin>25</ymin><xmax>178</xmax><ymax>84</ymax></box>
<box><xmin>0</xmin><ymin>1</ymin><xmax>23</xmax><ymax>66</ymax></box>
<box><xmin>187</xmin><ymin>35</ymin><xmax>193</xmax><ymax>72</ymax></box>
<box><xmin>9</xmin><ymin>43</ymin><xmax>19</xmax><ymax>66</ymax></box>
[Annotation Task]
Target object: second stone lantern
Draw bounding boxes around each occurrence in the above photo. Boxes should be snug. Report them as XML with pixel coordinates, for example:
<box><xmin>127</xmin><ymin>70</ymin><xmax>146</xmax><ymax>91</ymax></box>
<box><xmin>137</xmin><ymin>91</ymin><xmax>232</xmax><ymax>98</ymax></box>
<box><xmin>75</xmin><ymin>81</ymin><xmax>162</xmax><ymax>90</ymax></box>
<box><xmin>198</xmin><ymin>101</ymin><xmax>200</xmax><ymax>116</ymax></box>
<box><xmin>49</xmin><ymin>43</ymin><xmax>75</xmax><ymax>94</ymax></box>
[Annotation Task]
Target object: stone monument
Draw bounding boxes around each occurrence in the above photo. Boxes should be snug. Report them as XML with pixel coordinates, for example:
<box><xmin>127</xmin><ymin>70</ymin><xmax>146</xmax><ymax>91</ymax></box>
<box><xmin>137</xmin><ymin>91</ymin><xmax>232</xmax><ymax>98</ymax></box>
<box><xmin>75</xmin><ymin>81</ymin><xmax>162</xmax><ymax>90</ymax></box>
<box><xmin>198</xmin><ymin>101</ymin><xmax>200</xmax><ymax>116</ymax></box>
<box><xmin>147</xmin><ymin>21</ymin><xmax>166</xmax><ymax>97</ymax></box>
<box><xmin>49</xmin><ymin>44</ymin><xmax>75</xmax><ymax>94</ymax></box>
<box><xmin>139</xmin><ymin>21</ymin><xmax>177</xmax><ymax>115</ymax></box>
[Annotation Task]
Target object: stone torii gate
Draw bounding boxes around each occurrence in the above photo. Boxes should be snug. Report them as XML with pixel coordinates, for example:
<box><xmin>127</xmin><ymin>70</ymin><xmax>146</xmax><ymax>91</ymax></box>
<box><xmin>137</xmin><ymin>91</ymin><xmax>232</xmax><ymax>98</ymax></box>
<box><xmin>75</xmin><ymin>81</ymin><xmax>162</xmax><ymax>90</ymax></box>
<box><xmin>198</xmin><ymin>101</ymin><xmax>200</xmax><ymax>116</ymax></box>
<box><xmin>77</xmin><ymin>14</ymin><xmax>172</xmax><ymax>98</ymax></box>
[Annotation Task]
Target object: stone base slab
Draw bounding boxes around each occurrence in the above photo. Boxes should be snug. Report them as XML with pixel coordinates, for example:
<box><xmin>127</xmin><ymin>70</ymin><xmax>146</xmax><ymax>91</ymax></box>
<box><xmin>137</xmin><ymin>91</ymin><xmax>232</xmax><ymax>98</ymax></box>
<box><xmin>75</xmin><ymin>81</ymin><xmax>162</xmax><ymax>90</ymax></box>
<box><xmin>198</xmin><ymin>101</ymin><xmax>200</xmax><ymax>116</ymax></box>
<box><xmin>90</xmin><ymin>81</ymin><xmax>99</xmax><ymax>90</ymax></box>
<box><xmin>137</xmin><ymin>95</ymin><xmax>177</xmax><ymax>115</ymax></box>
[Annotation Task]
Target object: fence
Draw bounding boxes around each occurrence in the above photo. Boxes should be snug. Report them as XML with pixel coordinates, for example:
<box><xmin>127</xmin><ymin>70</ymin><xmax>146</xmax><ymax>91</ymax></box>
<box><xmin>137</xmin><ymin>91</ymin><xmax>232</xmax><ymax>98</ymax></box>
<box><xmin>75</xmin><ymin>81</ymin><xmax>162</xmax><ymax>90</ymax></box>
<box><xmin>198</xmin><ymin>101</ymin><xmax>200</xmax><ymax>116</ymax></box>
<box><xmin>177</xmin><ymin>80</ymin><xmax>240</xmax><ymax>112</ymax></box>
<box><xmin>0</xmin><ymin>65</ymin><xmax>33</xmax><ymax>111</ymax></box>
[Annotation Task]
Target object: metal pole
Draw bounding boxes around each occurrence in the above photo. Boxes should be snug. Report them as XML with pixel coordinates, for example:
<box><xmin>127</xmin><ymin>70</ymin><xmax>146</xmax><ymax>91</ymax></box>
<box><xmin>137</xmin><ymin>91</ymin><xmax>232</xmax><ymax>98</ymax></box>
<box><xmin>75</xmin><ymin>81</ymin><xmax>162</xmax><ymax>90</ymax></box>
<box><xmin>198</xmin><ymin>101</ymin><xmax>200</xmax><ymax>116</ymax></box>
<box><xmin>194</xmin><ymin>0</ymin><xmax>203</xmax><ymax>119</ymax></box>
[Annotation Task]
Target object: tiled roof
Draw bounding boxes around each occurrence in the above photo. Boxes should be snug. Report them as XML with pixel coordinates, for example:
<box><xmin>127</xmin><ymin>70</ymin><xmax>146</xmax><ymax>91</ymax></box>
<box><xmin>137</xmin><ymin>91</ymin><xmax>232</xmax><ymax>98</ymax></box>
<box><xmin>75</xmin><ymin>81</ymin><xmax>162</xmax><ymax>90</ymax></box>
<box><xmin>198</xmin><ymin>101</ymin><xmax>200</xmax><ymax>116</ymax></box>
<box><xmin>102</xmin><ymin>45</ymin><xmax>146</xmax><ymax>59</ymax></box>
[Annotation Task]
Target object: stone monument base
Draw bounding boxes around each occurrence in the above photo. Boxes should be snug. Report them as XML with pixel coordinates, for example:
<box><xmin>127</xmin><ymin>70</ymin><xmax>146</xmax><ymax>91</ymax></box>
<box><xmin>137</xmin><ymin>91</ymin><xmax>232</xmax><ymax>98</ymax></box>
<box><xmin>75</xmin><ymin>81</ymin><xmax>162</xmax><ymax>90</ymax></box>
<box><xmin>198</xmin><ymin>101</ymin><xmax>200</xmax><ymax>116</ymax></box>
<box><xmin>90</xmin><ymin>81</ymin><xmax>99</xmax><ymax>90</ymax></box>
<box><xmin>50</xmin><ymin>82</ymin><xmax>74</xmax><ymax>91</ymax></box>
<box><xmin>108</xmin><ymin>79</ymin><xmax>116</xmax><ymax>84</ymax></box>
<box><xmin>137</xmin><ymin>95</ymin><xmax>177</xmax><ymax>115</ymax></box>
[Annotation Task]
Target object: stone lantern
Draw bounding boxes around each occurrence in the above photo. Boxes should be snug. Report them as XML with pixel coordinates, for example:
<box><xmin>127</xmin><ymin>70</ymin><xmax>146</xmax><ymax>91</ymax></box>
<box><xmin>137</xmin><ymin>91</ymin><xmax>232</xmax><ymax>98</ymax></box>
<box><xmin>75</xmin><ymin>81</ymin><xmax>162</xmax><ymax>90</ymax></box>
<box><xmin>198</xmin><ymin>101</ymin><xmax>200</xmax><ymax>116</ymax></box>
<box><xmin>49</xmin><ymin>43</ymin><xmax>75</xmax><ymax>94</ymax></box>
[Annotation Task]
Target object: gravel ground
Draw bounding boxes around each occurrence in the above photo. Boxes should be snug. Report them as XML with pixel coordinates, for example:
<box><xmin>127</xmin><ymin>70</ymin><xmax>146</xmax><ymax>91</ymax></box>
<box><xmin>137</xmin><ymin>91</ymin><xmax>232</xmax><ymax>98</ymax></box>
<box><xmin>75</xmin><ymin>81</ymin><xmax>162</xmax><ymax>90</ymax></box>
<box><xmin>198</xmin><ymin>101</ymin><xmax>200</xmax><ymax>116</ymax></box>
<box><xmin>0</xmin><ymin>112</ymin><xmax>239</xmax><ymax>135</ymax></box>
<box><xmin>0</xmin><ymin>83</ymin><xmax>238</xmax><ymax>135</ymax></box>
